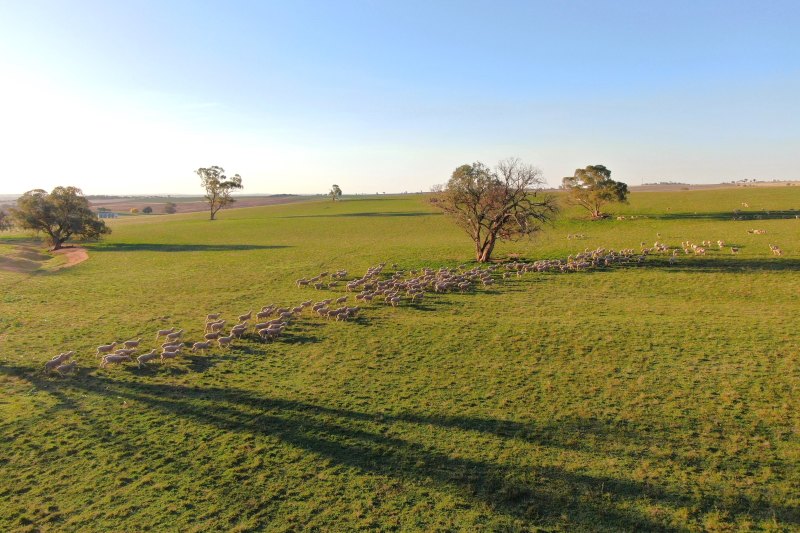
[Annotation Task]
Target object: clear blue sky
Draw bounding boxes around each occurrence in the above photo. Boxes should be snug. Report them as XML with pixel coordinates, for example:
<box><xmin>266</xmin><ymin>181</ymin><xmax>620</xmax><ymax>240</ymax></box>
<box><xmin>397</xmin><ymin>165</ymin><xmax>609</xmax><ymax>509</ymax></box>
<box><xmin>1</xmin><ymin>0</ymin><xmax>798</xmax><ymax>194</ymax></box>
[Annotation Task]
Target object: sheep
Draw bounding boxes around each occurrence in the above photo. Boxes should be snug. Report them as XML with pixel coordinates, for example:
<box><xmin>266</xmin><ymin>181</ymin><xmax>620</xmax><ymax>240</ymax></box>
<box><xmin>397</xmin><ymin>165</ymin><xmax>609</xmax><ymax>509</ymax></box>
<box><xmin>335</xmin><ymin>296</ymin><xmax>348</xmax><ymax>304</ymax></box>
<box><xmin>258</xmin><ymin>327</ymin><xmax>283</xmax><ymax>341</ymax></box>
<box><xmin>96</xmin><ymin>342</ymin><xmax>118</xmax><ymax>356</ymax></box>
<box><xmin>137</xmin><ymin>349</ymin><xmax>159</xmax><ymax>367</ymax></box>
<box><xmin>217</xmin><ymin>335</ymin><xmax>234</xmax><ymax>349</ymax></box>
<box><xmin>206</xmin><ymin>313</ymin><xmax>222</xmax><ymax>321</ymax></box>
<box><xmin>44</xmin><ymin>351</ymin><xmax>73</xmax><ymax>373</ymax></box>
<box><xmin>100</xmin><ymin>354</ymin><xmax>131</xmax><ymax>368</ymax></box>
<box><xmin>113</xmin><ymin>348</ymin><xmax>137</xmax><ymax>357</ymax></box>
<box><xmin>204</xmin><ymin>332</ymin><xmax>221</xmax><ymax>341</ymax></box>
<box><xmin>166</xmin><ymin>329</ymin><xmax>184</xmax><ymax>342</ymax></box>
<box><xmin>191</xmin><ymin>341</ymin><xmax>212</xmax><ymax>353</ymax></box>
<box><xmin>161</xmin><ymin>342</ymin><xmax>184</xmax><ymax>351</ymax></box>
<box><xmin>155</xmin><ymin>327</ymin><xmax>176</xmax><ymax>341</ymax></box>
<box><xmin>205</xmin><ymin>319</ymin><xmax>225</xmax><ymax>332</ymax></box>
<box><xmin>123</xmin><ymin>338</ymin><xmax>142</xmax><ymax>349</ymax></box>
<box><xmin>160</xmin><ymin>349</ymin><xmax>180</xmax><ymax>363</ymax></box>
<box><xmin>256</xmin><ymin>309</ymin><xmax>273</xmax><ymax>320</ymax></box>
<box><xmin>230</xmin><ymin>325</ymin><xmax>247</xmax><ymax>338</ymax></box>
<box><xmin>55</xmin><ymin>360</ymin><xmax>78</xmax><ymax>375</ymax></box>
<box><xmin>238</xmin><ymin>310</ymin><xmax>253</xmax><ymax>322</ymax></box>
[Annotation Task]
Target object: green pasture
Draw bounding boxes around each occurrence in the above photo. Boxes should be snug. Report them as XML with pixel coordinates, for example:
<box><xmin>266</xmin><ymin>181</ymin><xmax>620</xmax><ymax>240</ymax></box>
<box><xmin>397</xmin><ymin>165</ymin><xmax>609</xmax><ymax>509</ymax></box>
<box><xmin>0</xmin><ymin>187</ymin><xmax>798</xmax><ymax>531</ymax></box>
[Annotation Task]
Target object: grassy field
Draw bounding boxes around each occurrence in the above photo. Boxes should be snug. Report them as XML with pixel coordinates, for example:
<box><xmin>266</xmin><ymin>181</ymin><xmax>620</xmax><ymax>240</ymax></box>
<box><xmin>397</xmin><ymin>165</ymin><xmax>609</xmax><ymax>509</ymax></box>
<box><xmin>1</xmin><ymin>188</ymin><xmax>799</xmax><ymax>531</ymax></box>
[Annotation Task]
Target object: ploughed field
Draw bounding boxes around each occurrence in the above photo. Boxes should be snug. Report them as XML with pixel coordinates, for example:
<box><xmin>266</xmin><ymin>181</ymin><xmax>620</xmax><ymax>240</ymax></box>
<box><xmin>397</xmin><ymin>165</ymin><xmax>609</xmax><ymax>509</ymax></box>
<box><xmin>0</xmin><ymin>189</ymin><xmax>798</xmax><ymax>531</ymax></box>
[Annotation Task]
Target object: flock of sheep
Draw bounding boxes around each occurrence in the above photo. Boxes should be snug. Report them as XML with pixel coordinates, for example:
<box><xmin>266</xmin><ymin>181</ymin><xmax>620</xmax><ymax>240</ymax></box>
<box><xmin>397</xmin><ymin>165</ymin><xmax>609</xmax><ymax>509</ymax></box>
<box><xmin>42</xmin><ymin>230</ymin><xmax>787</xmax><ymax>376</ymax></box>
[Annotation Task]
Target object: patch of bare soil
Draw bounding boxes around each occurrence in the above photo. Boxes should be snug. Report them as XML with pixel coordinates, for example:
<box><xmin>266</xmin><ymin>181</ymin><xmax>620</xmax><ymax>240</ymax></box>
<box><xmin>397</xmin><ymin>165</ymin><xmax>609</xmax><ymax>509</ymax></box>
<box><xmin>90</xmin><ymin>195</ymin><xmax>310</xmax><ymax>214</ymax></box>
<box><xmin>51</xmin><ymin>246</ymin><xmax>89</xmax><ymax>270</ymax></box>
<box><xmin>0</xmin><ymin>242</ymin><xmax>88</xmax><ymax>273</ymax></box>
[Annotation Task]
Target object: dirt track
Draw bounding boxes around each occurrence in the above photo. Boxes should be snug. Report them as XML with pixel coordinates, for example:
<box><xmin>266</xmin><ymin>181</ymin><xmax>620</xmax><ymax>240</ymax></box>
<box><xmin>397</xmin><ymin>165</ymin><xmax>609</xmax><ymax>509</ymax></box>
<box><xmin>0</xmin><ymin>243</ymin><xmax>87</xmax><ymax>273</ymax></box>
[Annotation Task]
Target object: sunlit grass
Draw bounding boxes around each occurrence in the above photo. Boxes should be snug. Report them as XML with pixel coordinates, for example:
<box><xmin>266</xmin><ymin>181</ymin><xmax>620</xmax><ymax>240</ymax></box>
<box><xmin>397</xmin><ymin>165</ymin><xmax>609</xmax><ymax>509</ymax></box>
<box><xmin>1</xmin><ymin>188</ymin><xmax>798</xmax><ymax>531</ymax></box>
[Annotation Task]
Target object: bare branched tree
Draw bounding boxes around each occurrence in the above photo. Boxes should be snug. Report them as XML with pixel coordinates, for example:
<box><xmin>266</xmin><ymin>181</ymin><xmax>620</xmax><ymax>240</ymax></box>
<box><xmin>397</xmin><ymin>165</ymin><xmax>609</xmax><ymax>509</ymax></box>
<box><xmin>431</xmin><ymin>158</ymin><xmax>558</xmax><ymax>262</ymax></box>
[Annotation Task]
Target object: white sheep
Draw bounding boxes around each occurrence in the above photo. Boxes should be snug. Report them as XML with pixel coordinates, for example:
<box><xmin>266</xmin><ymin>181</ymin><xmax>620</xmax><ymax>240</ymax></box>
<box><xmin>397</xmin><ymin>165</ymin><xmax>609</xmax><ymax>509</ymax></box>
<box><xmin>206</xmin><ymin>313</ymin><xmax>221</xmax><ymax>321</ymax></box>
<box><xmin>123</xmin><ymin>338</ymin><xmax>142</xmax><ymax>349</ymax></box>
<box><xmin>155</xmin><ymin>327</ymin><xmax>176</xmax><ymax>341</ymax></box>
<box><xmin>96</xmin><ymin>342</ymin><xmax>118</xmax><ymax>356</ymax></box>
<box><xmin>238</xmin><ymin>310</ymin><xmax>253</xmax><ymax>322</ymax></box>
<box><xmin>100</xmin><ymin>354</ymin><xmax>131</xmax><ymax>368</ymax></box>
<box><xmin>161</xmin><ymin>342</ymin><xmax>184</xmax><ymax>353</ymax></box>
<box><xmin>44</xmin><ymin>351</ymin><xmax>73</xmax><ymax>373</ymax></box>
<box><xmin>166</xmin><ymin>329</ymin><xmax>184</xmax><ymax>342</ymax></box>
<box><xmin>137</xmin><ymin>349</ymin><xmax>159</xmax><ymax>367</ymax></box>
<box><xmin>191</xmin><ymin>341</ymin><xmax>212</xmax><ymax>353</ymax></box>
<box><xmin>55</xmin><ymin>360</ymin><xmax>78</xmax><ymax>375</ymax></box>
<box><xmin>160</xmin><ymin>349</ymin><xmax>180</xmax><ymax>363</ymax></box>
<box><xmin>217</xmin><ymin>335</ymin><xmax>234</xmax><ymax>349</ymax></box>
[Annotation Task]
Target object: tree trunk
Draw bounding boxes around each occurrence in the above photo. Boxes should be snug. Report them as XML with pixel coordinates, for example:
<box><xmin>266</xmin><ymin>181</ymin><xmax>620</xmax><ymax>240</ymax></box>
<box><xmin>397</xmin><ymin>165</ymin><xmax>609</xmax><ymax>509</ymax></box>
<box><xmin>476</xmin><ymin>235</ymin><xmax>497</xmax><ymax>263</ymax></box>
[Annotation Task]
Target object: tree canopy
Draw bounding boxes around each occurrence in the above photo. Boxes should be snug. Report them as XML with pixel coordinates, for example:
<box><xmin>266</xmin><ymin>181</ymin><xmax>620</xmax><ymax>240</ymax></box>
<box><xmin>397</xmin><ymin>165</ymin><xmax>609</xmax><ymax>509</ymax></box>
<box><xmin>329</xmin><ymin>184</ymin><xmax>342</xmax><ymax>201</ymax></box>
<box><xmin>562</xmin><ymin>165</ymin><xmax>628</xmax><ymax>219</ymax></box>
<box><xmin>11</xmin><ymin>187</ymin><xmax>110</xmax><ymax>250</ymax></box>
<box><xmin>0</xmin><ymin>209</ymin><xmax>11</xmax><ymax>231</ymax></box>
<box><xmin>196</xmin><ymin>166</ymin><xmax>243</xmax><ymax>220</ymax></box>
<box><xmin>431</xmin><ymin>158</ymin><xmax>558</xmax><ymax>262</ymax></box>
<box><xmin>163</xmin><ymin>202</ymin><xmax>177</xmax><ymax>214</ymax></box>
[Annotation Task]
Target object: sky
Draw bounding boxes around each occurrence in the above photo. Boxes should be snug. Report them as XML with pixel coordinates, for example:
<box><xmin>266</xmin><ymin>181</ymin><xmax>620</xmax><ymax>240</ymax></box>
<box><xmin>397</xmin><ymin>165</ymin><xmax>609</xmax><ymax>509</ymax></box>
<box><xmin>0</xmin><ymin>0</ymin><xmax>798</xmax><ymax>195</ymax></box>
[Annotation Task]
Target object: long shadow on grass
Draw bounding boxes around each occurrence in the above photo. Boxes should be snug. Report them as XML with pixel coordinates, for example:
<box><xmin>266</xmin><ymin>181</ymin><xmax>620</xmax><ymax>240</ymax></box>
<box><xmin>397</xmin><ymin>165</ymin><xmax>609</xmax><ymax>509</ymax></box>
<box><xmin>643</xmin><ymin>257</ymin><xmax>800</xmax><ymax>272</ymax></box>
<box><xmin>5</xmin><ymin>365</ymin><xmax>795</xmax><ymax>530</ymax></box>
<box><xmin>89</xmin><ymin>243</ymin><xmax>290</xmax><ymax>253</ymax></box>
<box><xmin>651</xmin><ymin>209</ymin><xmax>800</xmax><ymax>221</ymax></box>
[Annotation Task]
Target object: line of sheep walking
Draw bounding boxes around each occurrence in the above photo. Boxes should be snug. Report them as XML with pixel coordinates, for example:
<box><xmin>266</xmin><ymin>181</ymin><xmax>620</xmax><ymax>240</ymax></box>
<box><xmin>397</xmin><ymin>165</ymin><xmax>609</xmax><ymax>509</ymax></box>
<box><xmin>42</xmin><ymin>235</ymin><xmax>789</xmax><ymax>375</ymax></box>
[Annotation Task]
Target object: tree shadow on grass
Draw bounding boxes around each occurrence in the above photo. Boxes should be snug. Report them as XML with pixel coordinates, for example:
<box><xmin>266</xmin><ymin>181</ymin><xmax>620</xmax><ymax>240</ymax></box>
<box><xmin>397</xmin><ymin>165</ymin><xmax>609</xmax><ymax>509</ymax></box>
<box><xmin>645</xmin><ymin>257</ymin><xmax>800</xmax><ymax>273</ymax></box>
<box><xmin>652</xmin><ymin>209</ymin><xmax>800</xmax><ymax>221</ymax></box>
<box><xmin>89</xmin><ymin>243</ymin><xmax>290</xmax><ymax>253</ymax></box>
<box><xmin>3</xmin><ymin>364</ymin><xmax>795</xmax><ymax>530</ymax></box>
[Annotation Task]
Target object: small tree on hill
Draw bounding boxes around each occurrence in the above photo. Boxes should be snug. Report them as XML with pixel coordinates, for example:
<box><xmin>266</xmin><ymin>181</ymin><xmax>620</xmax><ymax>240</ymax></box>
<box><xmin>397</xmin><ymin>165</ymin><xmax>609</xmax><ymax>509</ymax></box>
<box><xmin>163</xmin><ymin>202</ymin><xmax>177</xmax><ymax>214</ymax></box>
<box><xmin>562</xmin><ymin>165</ymin><xmax>628</xmax><ymax>219</ymax></box>
<box><xmin>11</xmin><ymin>187</ymin><xmax>111</xmax><ymax>250</ymax></box>
<box><xmin>142</xmin><ymin>206</ymin><xmax>153</xmax><ymax>214</ymax></box>
<box><xmin>196</xmin><ymin>165</ymin><xmax>243</xmax><ymax>220</ymax></box>
<box><xmin>431</xmin><ymin>158</ymin><xmax>558</xmax><ymax>262</ymax></box>
<box><xmin>129</xmin><ymin>208</ymin><xmax>139</xmax><ymax>214</ymax></box>
<box><xmin>329</xmin><ymin>184</ymin><xmax>342</xmax><ymax>201</ymax></box>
